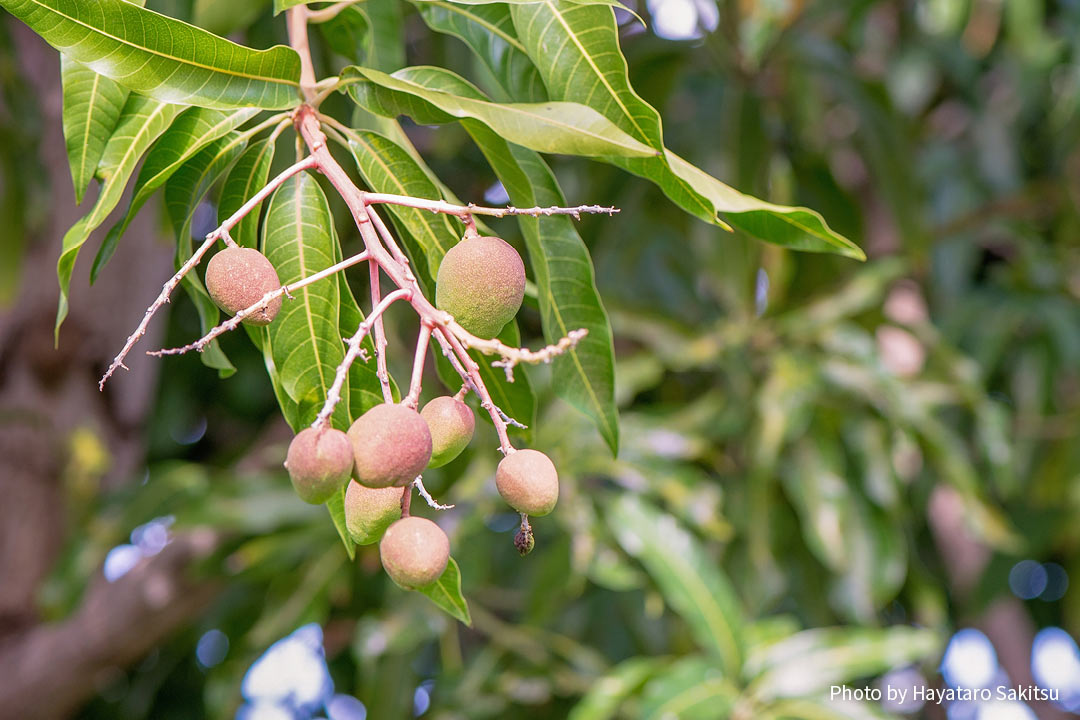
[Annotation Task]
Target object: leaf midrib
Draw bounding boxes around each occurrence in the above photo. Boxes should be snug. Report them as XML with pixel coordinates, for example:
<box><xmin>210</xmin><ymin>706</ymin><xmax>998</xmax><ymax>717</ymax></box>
<box><xmin>23</xmin><ymin>0</ymin><xmax>299</xmax><ymax>88</ymax></box>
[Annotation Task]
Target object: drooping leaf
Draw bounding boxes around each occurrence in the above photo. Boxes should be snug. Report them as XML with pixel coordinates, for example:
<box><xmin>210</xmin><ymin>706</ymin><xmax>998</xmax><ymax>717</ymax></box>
<box><xmin>3</xmin><ymin>0</ymin><xmax>301</xmax><ymax>109</ymax></box>
<box><xmin>608</xmin><ymin>495</ymin><xmax>745</xmax><ymax>675</ymax></box>
<box><xmin>416</xmin><ymin>556</ymin><xmax>471</xmax><ymax>625</ymax></box>
<box><xmin>91</xmin><ymin>107</ymin><xmax>262</xmax><ymax>282</ymax></box>
<box><xmin>638</xmin><ymin>656</ymin><xmax>739</xmax><ymax>720</ymax></box>
<box><xmin>744</xmin><ymin>626</ymin><xmax>940</xmax><ymax>702</ymax></box>
<box><xmin>470</xmin><ymin>125</ymin><xmax>618</xmax><ymax>453</ymax></box>
<box><xmin>54</xmin><ymin>94</ymin><xmax>182</xmax><ymax>337</ymax></box>
<box><xmin>509</xmin><ymin>2</ymin><xmax>863</xmax><ymax>258</ymax></box>
<box><xmin>341</xmin><ymin>65</ymin><xmax>659</xmax><ymax>159</ymax></box>
<box><xmin>262</xmin><ymin>172</ymin><xmax>352</xmax><ymax>429</ymax></box>
<box><xmin>326</xmin><ymin>485</ymin><xmax>356</xmax><ymax>560</ymax></box>
<box><xmin>567</xmin><ymin>657</ymin><xmax>666</xmax><ymax>720</ymax></box>
<box><xmin>60</xmin><ymin>57</ymin><xmax>128</xmax><ymax>205</ymax></box>
<box><xmin>412</xmin><ymin>0</ymin><xmax>546</xmax><ymax>102</ymax></box>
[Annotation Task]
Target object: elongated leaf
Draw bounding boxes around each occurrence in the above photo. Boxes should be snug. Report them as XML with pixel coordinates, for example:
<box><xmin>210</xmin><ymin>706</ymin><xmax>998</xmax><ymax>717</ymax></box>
<box><xmin>60</xmin><ymin>57</ymin><xmax>128</xmax><ymax>205</ymax></box>
<box><xmin>470</xmin><ymin>124</ymin><xmax>618</xmax><ymax>453</ymax></box>
<box><xmin>3</xmin><ymin>0</ymin><xmax>301</xmax><ymax>109</ymax></box>
<box><xmin>54</xmin><ymin>94</ymin><xmax>182</xmax><ymax>336</ymax></box>
<box><xmin>326</xmin><ymin>485</ymin><xmax>356</xmax><ymax>560</ymax></box>
<box><xmin>639</xmin><ymin>657</ymin><xmax>739</xmax><ymax>720</ymax></box>
<box><xmin>164</xmin><ymin>133</ymin><xmax>250</xmax><ymax>373</ymax></box>
<box><xmin>745</xmin><ymin>626</ymin><xmax>940</xmax><ymax>702</ymax></box>
<box><xmin>567</xmin><ymin>658</ymin><xmax>665</xmax><ymax>720</ymax></box>
<box><xmin>608</xmin><ymin>495</ymin><xmax>744</xmax><ymax>675</ymax></box>
<box><xmin>91</xmin><ymin>107</ymin><xmax>262</xmax><ymax>282</ymax></box>
<box><xmin>417</xmin><ymin>556</ymin><xmax>471</xmax><ymax>625</ymax></box>
<box><xmin>217</xmin><ymin>138</ymin><xmax>277</xmax><ymax>251</ymax></box>
<box><xmin>342</xmin><ymin>65</ymin><xmax>658</xmax><ymax>159</ymax></box>
<box><xmin>413</xmin><ymin>1</ymin><xmax>546</xmax><ymax>102</ymax></box>
<box><xmin>193</xmin><ymin>0</ymin><xmax>269</xmax><ymax>35</ymax></box>
<box><xmin>262</xmin><ymin>173</ymin><xmax>351</xmax><ymax>428</ymax></box>
<box><xmin>509</xmin><ymin>2</ymin><xmax>863</xmax><ymax>258</ymax></box>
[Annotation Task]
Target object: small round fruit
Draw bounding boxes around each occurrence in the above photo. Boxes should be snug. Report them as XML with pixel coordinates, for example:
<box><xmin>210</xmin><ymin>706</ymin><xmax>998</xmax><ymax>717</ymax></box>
<box><xmin>435</xmin><ymin>235</ymin><xmax>525</xmax><ymax>339</ymax></box>
<box><xmin>379</xmin><ymin>516</ymin><xmax>450</xmax><ymax>589</ymax></box>
<box><xmin>344</xmin><ymin>481</ymin><xmax>402</xmax><ymax>545</ymax></box>
<box><xmin>285</xmin><ymin>427</ymin><xmax>353</xmax><ymax>504</ymax></box>
<box><xmin>420</xmin><ymin>396</ymin><xmax>475</xmax><ymax>468</ymax></box>
<box><xmin>348</xmin><ymin>403</ymin><xmax>432</xmax><ymax>488</ymax></box>
<box><xmin>205</xmin><ymin>246</ymin><xmax>282</xmax><ymax>325</ymax></box>
<box><xmin>496</xmin><ymin>449</ymin><xmax>559</xmax><ymax>516</ymax></box>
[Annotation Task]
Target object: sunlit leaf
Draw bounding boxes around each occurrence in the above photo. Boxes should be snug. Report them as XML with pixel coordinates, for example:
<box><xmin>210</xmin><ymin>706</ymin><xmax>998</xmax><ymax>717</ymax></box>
<box><xmin>341</xmin><ymin>65</ymin><xmax>659</xmax><ymax>159</ymax></box>
<box><xmin>54</xmin><ymin>94</ymin><xmax>182</xmax><ymax>337</ymax></box>
<box><xmin>744</xmin><ymin>626</ymin><xmax>940</xmax><ymax>701</ymax></box>
<box><xmin>3</xmin><ymin>0</ymin><xmax>301</xmax><ymax>109</ymax></box>
<box><xmin>639</xmin><ymin>656</ymin><xmax>739</xmax><ymax>720</ymax></box>
<box><xmin>567</xmin><ymin>657</ymin><xmax>665</xmax><ymax>720</ymax></box>
<box><xmin>60</xmin><ymin>57</ymin><xmax>128</xmax><ymax>205</ymax></box>
<box><xmin>91</xmin><ymin>107</ymin><xmax>262</xmax><ymax>282</ymax></box>
<box><xmin>509</xmin><ymin>2</ymin><xmax>862</xmax><ymax>258</ymax></box>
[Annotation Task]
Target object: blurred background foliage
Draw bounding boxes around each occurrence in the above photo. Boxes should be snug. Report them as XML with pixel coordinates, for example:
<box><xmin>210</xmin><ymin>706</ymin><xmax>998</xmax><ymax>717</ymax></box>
<box><xmin>5</xmin><ymin>0</ymin><xmax>1080</xmax><ymax>718</ymax></box>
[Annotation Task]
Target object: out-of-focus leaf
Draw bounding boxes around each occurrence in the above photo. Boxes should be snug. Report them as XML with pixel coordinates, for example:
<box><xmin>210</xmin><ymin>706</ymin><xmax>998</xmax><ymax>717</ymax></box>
<box><xmin>761</xmin><ymin>697</ymin><xmax>895</xmax><ymax>720</ymax></box>
<box><xmin>413</xmin><ymin>1</ymin><xmax>546</xmax><ymax>102</ymax></box>
<box><xmin>744</xmin><ymin>626</ymin><xmax>940</xmax><ymax>701</ymax></box>
<box><xmin>638</xmin><ymin>656</ymin><xmax>739</xmax><ymax>720</ymax></box>
<box><xmin>416</xmin><ymin>556</ymin><xmax>471</xmax><ymax>625</ymax></box>
<box><xmin>54</xmin><ymin>95</ymin><xmax>182</xmax><ymax>337</ymax></box>
<box><xmin>567</xmin><ymin>657</ymin><xmax>665</xmax><ymax>720</ymax></box>
<box><xmin>3</xmin><ymin>0</ymin><xmax>301</xmax><ymax>109</ymax></box>
<box><xmin>193</xmin><ymin>0</ymin><xmax>269</xmax><ymax>35</ymax></box>
<box><xmin>608</xmin><ymin>495</ymin><xmax>744</xmax><ymax>675</ymax></box>
<box><xmin>319</xmin><ymin>0</ymin><xmax>404</xmax><ymax>71</ymax></box>
<box><xmin>341</xmin><ymin>65</ymin><xmax>659</xmax><ymax>158</ymax></box>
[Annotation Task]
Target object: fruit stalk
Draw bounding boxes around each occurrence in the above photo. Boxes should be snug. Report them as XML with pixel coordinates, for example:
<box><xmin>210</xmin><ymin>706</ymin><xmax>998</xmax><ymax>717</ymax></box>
<box><xmin>99</xmin><ymin>153</ymin><xmax>319</xmax><ymax>388</ymax></box>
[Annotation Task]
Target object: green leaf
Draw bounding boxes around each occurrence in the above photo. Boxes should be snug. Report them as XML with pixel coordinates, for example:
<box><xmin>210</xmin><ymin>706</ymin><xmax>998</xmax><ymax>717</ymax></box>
<box><xmin>608</xmin><ymin>495</ymin><xmax>744</xmax><ymax>675</ymax></box>
<box><xmin>745</xmin><ymin>626</ymin><xmax>940</xmax><ymax>702</ymax></box>
<box><xmin>163</xmin><ymin>132</ymin><xmax>251</xmax><ymax>373</ymax></box>
<box><xmin>469</xmin><ymin>123</ymin><xmax>619</xmax><ymax>453</ymax></box>
<box><xmin>639</xmin><ymin>657</ymin><xmax>739</xmax><ymax>720</ymax></box>
<box><xmin>761</xmin><ymin>697</ymin><xmax>895</xmax><ymax>720</ymax></box>
<box><xmin>412</xmin><ymin>0</ymin><xmax>546</xmax><ymax>102</ymax></box>
<box><xmin>341</xmin><ymin>65</ymin><xmax>659</xmax><ymax>159</ymax></box>
<box><xmin>416</xmin><ymin>556</ymin><xmax>471</xmax><ymax>625</ymax></box>
<box><xmin>91</xmin><ymin>107</ymin><xmax>262</xmax><ymax>282</ymax></box>
<box><xmin>217</xmin><ymin>137</ymin><xmax>277</xmax><ymax>251</ymax></box>
<box><xmin>567</xmin><ymin>657</ymin><xmax>665</xmax><ymax>720</ymax></box>
<box><xmin>3</xmin><ymin>0</ymin><xmax>301</xmax><ymax>109</ymax></box>
<box><xmin>319</xmin><ymin>0</ymin><xmax>404</xmax><ymax>71</ymax></box>
<box><xmin>326</xmin><ymin>485</ymin><xmax>356</xmax><ymax>560</ymax></box>
<box><xmin>262</xmin><ymin>172</ymin><xmax>352</xmax><ymax>429</ymax></box>
<box><xmin>509</xmin><ymin>2</ymin><xmax>862</xmax><ymax>258</ymax></box>
<box><xmin>54</xmin><ymin>94</ymin><xmax>182</xmax><ymax>338</ymax></box>
<box><xmin>60</xmin><ymin>57</ymin><xmax>128</xmax><ymax>205</ymax></box>
<box><xmin>340</xmin><ymin>127</ymin><xmax>460</xmax><ymax>282</ymax></box>
<box><xmin>338</xmin><ymin>280</ymin><xmax>394</xmax><ymax>418</ymax></box>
